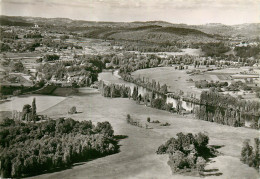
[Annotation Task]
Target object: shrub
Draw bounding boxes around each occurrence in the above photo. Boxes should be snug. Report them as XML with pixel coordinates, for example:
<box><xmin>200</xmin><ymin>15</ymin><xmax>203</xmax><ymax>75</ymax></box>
<box><xmin>68</xmin><ymin>106</ymin><xmax>77</xmax><ymax>114</ymax></box>
<box><xmin>160</xmin><ymin>122</ymin><xmax>170</xmax><ymax>126</ymax></box>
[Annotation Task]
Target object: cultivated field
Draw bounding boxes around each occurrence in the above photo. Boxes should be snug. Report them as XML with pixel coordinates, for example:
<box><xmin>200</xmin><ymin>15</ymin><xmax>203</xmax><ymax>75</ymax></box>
<box><xmin>30</xmin><ymin>88</ymin><xmax>259</xmax><ymax>179</ymax></box>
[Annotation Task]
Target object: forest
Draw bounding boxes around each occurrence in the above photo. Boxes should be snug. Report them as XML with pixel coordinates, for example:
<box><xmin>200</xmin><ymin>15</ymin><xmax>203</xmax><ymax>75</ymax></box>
<box><xmin>200</xmin><ymin>42</ymin><xmax>230</xmax><ymax>57</ymax></box>
<box><xmin>235</xmin><ymin>45</ymin><xmax>260</xmax><ymax>58</ymax></box>
<box><xmin>0</xmin><ymin>118</ymin><xmax>119</xmax><ymax>178</ymax></box>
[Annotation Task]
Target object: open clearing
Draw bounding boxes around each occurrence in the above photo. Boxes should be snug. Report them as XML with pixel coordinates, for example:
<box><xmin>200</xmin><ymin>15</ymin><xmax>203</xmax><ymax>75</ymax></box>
<box><xmin>30</xmin><ymin>88</ymin><xmax>259</xmax><ymax>179</ymax></box>
<box><xmin>132</xmin><ymin>67</ymin><xmax>206</xmax><ymax>96</ymax></box>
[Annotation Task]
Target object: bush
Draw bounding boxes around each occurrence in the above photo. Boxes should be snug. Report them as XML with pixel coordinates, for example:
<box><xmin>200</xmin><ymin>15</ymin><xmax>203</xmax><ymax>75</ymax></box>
<box><xmin>160</xmin><ymin>122</ymin><xmax>170</xmax><ymax>126</ymax></box>
<box><xmin>147</xmin><ymin>117</ymin><xmax>151</xmax><ymax>123</ymax></box>
<box><xmin>68</xmin><ymin>106</ymin><xmax>77</xmax><ymax>114</ymax></box>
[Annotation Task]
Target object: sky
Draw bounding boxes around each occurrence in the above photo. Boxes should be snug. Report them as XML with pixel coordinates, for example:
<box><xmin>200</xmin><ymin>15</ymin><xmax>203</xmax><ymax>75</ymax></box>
<box><xmin>0</xmin><ymin>0</ymin><xmax>259</xmax><ymax>25</ymax></box>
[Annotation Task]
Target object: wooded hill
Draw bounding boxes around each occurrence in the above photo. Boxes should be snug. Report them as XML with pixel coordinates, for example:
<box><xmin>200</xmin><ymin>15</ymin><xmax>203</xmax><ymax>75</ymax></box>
<box><xmin>1</xmin><ymin>15</ymin><xmax>259</xmax><ymax>40</ymax></box>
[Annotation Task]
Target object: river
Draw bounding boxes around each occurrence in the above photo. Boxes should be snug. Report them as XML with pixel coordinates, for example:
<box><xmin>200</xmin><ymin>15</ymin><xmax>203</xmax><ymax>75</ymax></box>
<box><xmin>98</xmin><ymin>70</ymin><xmax>198</xmax><ymax>112</ymax></box>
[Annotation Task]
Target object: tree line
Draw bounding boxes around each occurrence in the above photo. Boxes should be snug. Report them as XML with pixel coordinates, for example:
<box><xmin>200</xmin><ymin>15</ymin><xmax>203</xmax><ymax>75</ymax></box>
<box><xmin>195</xmin><ymin>80</ymin><xmax>228</xmax><ymax>89</ymax></box>
<box><xmin>195</xmin><ymin>91</ymin><xmax>260</xmax><ymax>129</ymax></box>
<box><xmin>120</xmin><ymin>73</ymin><xmax>168</xmax><ymax>95</ymax></box>
<box><xmin>99</xmin><ymin>81</ymin><xmax>131</xmax><ymax>98</ymax></box>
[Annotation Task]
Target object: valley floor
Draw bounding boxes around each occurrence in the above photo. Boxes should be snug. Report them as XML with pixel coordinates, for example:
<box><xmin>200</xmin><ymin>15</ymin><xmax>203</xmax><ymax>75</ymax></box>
<box><xmin>29</xmin><ymin>88</ymin><xmax>258</xmax><ymax>179</ymax></box>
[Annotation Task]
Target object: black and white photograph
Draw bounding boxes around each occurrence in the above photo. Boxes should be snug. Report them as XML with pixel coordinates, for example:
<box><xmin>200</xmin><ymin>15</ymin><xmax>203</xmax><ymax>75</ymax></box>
<box><xmin>0</xmin><ymin>0</ymin><xmax>259</xmax><ymax>178</ymax></box>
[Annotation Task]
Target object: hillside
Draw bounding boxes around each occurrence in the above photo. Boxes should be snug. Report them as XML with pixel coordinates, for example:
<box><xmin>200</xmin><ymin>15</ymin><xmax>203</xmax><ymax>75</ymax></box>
<box><xmin>1</xmin><ymin>15</ymin><xmax>259</xmax><ymax>40</ymax></box>
<box><xmin>106</xmin><ymin>26</ymin><xmax>217</xmax><ymax>44</ymax></box>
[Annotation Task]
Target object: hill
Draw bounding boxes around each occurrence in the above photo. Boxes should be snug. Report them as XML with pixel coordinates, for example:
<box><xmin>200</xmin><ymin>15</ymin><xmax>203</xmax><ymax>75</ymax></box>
<box><xmin>1</xmin><ymin>15</ymin><xmax>259</xmax><ymax>41</ymax></box>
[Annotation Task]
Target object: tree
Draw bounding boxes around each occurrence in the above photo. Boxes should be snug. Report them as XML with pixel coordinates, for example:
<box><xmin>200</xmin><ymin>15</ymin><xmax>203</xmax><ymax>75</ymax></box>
<box><xmin>132</xmin><ymin>86</ymin><xmax>138</xmax><ymax>100</ymax></box>
<box><xmin>11</xmin><ymin>61</ymin><xmax>24</xmax><ymax>72</ymax></box>
<box><xmin>147</xmin><ymin>117</ymin><xmax>151</xmax><ymax>123</ymax></box>
<box><xmin>22</xmin><ymin>104</ymin><xmax>32</xmax><ymax>121</ymax></box>
<box><xmin>241</xmin><ymin>138</ymin><xmax>259</xmax><ymax>169</ymax></box>
<box><xmin>160</xmin><ymin>84</ymin><xmax>168</xmax><ymax>94</ymax></box>
<box><xmin>69</xmin><ymin>106</ymin><xmax>77</xmax><ymax>114</ymax></box>
<box><xmin>32</xmin><ymin>98</ymin><xmax>36</xmax><ymax>122</ymax></box>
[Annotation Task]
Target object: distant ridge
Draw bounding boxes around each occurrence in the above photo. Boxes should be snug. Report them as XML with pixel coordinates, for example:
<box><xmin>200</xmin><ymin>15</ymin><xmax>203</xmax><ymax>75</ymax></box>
<box><xmin>0</xmin><ymin>15</ymin><xmax>259</xmax><ymax>38</ymax></box>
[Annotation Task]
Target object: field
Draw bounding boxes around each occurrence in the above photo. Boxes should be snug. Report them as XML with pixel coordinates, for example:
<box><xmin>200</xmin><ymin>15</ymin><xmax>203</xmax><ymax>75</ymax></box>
<box><xmin>0</xmin><ymin>95</ymin><xmax>66</xmax><ymax>113</ymax></box>
<box><xmin>132</xmin><ymin>67</ymin><xmax>258</xmax><ymax>99</ymax></box>
<box><xmin>67</xmin><ymin>38</ymin><xmax>112</xmax><ymax>54</ymax></box>
<box><xmin>133</xmin><ymin>48</ymin><xmax>204</xmax><ymax>57</ymax></box>
<box><xmin>133</xmin><ymin>67</ymin><xmax>205</xmax><ymax>96</ymax></box>
<box><xmin>29</xmin><ymin>88</ymin><xmax>259</xmax><ymax>179</ymax></box>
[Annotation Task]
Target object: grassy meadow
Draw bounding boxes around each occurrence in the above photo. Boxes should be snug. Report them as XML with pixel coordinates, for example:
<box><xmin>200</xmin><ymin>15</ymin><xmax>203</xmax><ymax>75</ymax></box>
<box><xmin>30</xmin><ymin>88</ymin><xmax>259</xmax><ymax>179</ymax></box>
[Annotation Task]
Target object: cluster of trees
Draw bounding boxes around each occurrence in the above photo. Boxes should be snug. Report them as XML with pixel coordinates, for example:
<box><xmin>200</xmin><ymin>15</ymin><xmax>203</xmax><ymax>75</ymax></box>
<box><xmin>0</xmin><ymin>43</ymin><xmax>11</xmax><ymax>52</ymax></box>
<box><xmin>121</xmin><ymin>74</ymin><xmax>168</xmax><ymax>95</ymax></box>
<box><xmin>36</xmin><ymin>56</ymin><xmax>103</xmax><ymax>84</ymax></box>
<box><xmin>0</xmin><ymin>80</ymin><xmax>44</xmax><ymax>96</ymax></box>
<box><xmin>44</xmin><ymin>54</ymin><xmax>60</xmax><ymax>62</ymax></box>
<box><xmin>195</xmin><ymin>91</ymin><xmax>260</xmax><ymax>128</ymax></box>
<box><xmin>99</xmin><ymin>81</ymin><xmax>131</xmax><ymax>98</ymax></box>
<box><xmin>24</xmin><ymin>33</ymin><xmax>43</xmax><ymax>39</ymax></box>
<box><xmin>200</xmin><ymin>42</ymin><xmax>230</xmax><ymax>57</ymax></box>
<box><xmin>99</xmin><ymin>80</ymin><xmax>173</xmax><ymax>113</ymax></box>
<box><xmin>225</xmin><ymin>81</ymin><xmax>252</xmax><ymax>91</ymax></box>
<box><xmin>235</xmin><ymin>45</ymin><xmax>260</xmax><ymax>58</ymax></box>
<box><xmin>10</xmin><ymin>61</ymin><xmax>25</xmax><ymax>72</ymax></box>
<box><xmin>0</xmin><ymin>118</ymin><xmax>119</xmax><ymax>178</ymax></box>
<box><xmin>121</xmin><ymin>41</ymin><xmax>181</xmax><ymax>52</ymax></box>
<box><xmin>60</xmin><ymin>35</ymin><xmax>70</xmax><ymax>40</ymax></box>
<box><xmin>21</xmin><ymin>98</ymin><xmax>37</xmax><ymax>122</ymax></box>
<box><xmin>195</xmin><ymin>80</ymin><xmax>228</xmax><ymax>89</ymax></box>
<box><xmin>111</xmin><ymin>40</ymin><xmax>186</xmax><ymax>52</ymax></box>
<box><xmin>2</xmin><ymin>75</ymin><xmax>21</xmax><ymax>83</ymax></box>
<box><xmin>126</xmin><ymin>114</ymin><xmax>143</xmax><ymax>128</ymax></box>
<box><xmin>157</xmin><ymin>132</ymin><xmax>216</xmax><ymax>175</ymax></box>
<box><xmin>5</xmin><ymin>40</ymin><xmax>40</xmax><ymax>52</ymax></box>
<box><xmin>0</xmin><ymin>30</ymin><xmax>18</xmax><ymax>40</ymax></box>
<box><xmin>241</xmin><ymin>138</ymin><xmax>259</xmax><ymax>169</ymax></box>
<box><xmin>151</xmin><ymin>98</ymin><xmax>173</xmax><ymax>112</ymax></box>
<box><xmin>126</xmin><ymin>114</ymin><xmax>150</xmax><ymax>129</ymax></box>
